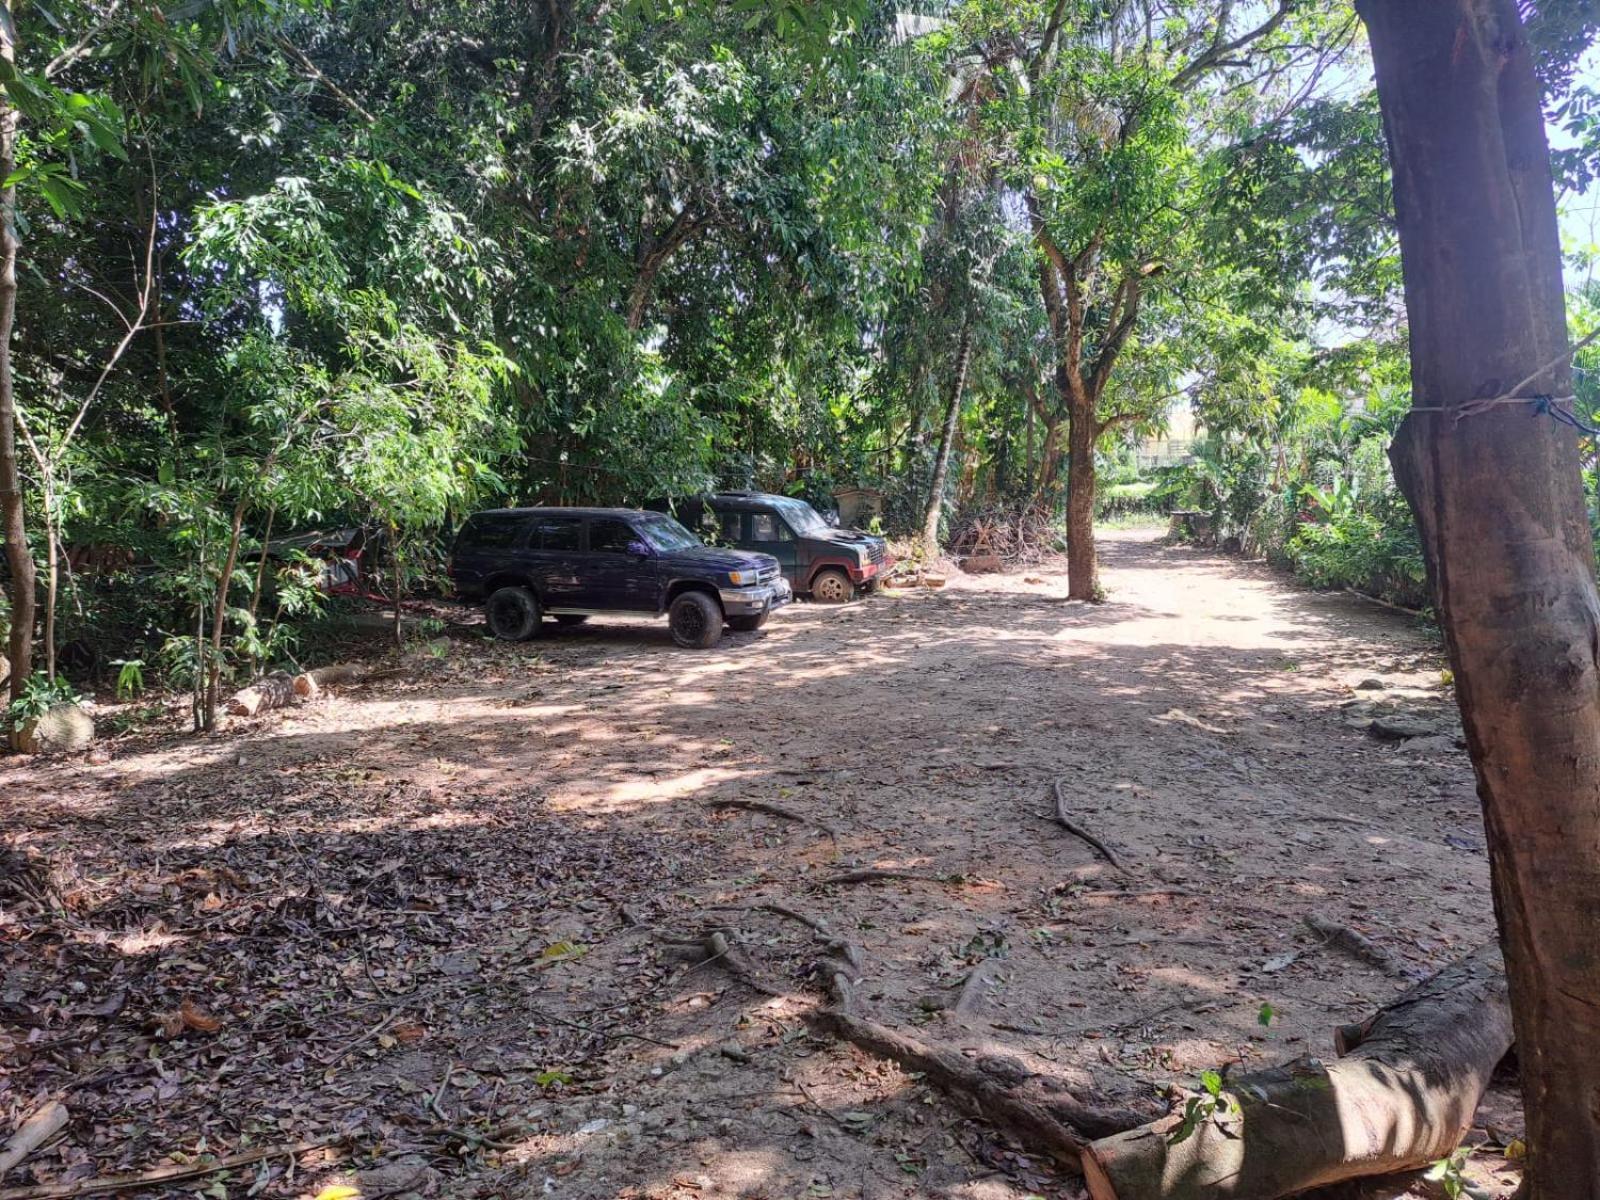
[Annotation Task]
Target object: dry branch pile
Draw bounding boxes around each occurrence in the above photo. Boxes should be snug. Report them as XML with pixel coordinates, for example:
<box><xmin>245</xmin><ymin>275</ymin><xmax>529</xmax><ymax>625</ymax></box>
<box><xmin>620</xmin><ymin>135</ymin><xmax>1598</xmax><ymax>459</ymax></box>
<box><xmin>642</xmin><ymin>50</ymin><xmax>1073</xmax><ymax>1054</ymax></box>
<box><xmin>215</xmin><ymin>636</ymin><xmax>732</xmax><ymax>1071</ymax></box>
<box><xmin>947</xmin><ymin>502</ymin><xmax>1064</xmax><ymax>565</ymax></box>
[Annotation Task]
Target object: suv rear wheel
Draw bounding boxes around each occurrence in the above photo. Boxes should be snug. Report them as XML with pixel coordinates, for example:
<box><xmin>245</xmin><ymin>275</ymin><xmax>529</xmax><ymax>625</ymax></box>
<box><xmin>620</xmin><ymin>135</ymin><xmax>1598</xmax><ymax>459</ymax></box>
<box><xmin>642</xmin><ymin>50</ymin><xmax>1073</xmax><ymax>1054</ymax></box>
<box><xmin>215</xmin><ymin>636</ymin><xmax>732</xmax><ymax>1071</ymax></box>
<box><xmin>810</xmin><ymin>567</ymin><xmax>854</xmax><ymax>604</ymax></box>
<box><xmin>486</xmin><ymin>586</ymin><xmax>541</xmax><ymax>641</ymax></box>
<box><xmin>669</xmin><ymin>591</ymin><xmax>724</xmax><ymax>649</ymax></box>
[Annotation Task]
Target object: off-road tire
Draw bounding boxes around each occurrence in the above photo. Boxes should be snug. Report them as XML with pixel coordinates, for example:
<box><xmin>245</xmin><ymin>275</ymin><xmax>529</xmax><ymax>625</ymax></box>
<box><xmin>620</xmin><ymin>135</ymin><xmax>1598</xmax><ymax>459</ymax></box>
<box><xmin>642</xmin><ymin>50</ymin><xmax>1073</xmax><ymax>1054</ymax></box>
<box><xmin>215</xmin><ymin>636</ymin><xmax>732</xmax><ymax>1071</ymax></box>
<box><xmin>486</xmin><ymin>586</ymin><xmax>541</xmax><ymax>641</ymax></box>
<box><xmin>728</xmin><ymin>610</ymin><xmax>770</xmax><ymax>633</ymax></box>
<box><xmin>810</xmin><ymin>568</ymin><xmax>854</xmax><ymax>604</ymax></box>
<box><xmin>669</xmin><ymin>591</ymin><xmax>724</xmax><ymax>649</ymax></box>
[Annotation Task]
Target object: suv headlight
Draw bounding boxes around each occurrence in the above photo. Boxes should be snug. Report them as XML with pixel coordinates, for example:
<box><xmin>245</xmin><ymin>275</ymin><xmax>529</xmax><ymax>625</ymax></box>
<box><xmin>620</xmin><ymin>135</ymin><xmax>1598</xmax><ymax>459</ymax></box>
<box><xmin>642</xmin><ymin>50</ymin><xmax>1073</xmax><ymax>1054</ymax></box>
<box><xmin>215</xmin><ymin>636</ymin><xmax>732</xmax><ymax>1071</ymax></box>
<box><xmin>728</xmin><ymin>568</ymin><xmax>762</xmax><ymax>586</ymax></box>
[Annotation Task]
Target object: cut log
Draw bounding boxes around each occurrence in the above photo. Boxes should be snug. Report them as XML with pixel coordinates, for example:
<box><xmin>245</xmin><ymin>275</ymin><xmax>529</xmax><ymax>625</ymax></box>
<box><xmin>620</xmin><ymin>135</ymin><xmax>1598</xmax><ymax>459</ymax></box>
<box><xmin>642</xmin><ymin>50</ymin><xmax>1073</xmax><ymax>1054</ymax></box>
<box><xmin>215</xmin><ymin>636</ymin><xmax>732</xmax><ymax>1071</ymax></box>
<box><xmin>292</xmin><ymin>662</ymin><xmax>368</xmax><ymax>699</ymax></box>
<box><xmin>225</xmin><ymin>672</ymin><xmax>298</xmax><ymax>717</ymax></box>
<box><xmin>1082</xmin><ymin>943</ymin><xmax>1510</xmax><ymax>1200</ymax></box>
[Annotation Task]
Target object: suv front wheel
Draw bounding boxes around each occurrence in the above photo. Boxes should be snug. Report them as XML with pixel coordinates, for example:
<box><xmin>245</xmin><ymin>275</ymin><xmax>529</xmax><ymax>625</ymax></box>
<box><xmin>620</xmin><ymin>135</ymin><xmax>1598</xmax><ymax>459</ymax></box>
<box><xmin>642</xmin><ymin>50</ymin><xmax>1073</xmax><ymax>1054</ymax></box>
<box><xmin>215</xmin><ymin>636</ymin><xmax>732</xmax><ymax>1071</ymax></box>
<box><xmin>486</xmin><ymin>586</ymin><xmax>542</xmax><ymax>641</ymax></box>
<box><xmin>668</xmin><ymin>591</ymin><xmax>724</xmax><ymax>649</ymax></box>
<box><xmin>810</xmin><ymin>567</ymin><xmax>854</xmax><ymax>604</ymax></box>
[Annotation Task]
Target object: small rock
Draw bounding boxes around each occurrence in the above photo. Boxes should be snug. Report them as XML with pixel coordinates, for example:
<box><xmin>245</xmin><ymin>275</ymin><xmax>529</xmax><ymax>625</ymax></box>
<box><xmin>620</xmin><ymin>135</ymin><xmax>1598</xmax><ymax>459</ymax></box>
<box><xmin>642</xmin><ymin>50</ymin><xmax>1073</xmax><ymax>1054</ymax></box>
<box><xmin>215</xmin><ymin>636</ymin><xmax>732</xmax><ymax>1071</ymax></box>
<box><xmin>578</xmin><ymin>1117</ymin><xmax>610</xmax><ymax>1135</ymax></box>
<box><xmin>355</xmin><ymin>1159</ymin><xmax>442</xmax><ymax>1198</ymax></box>
<box><xmin>1369</xmin><ymin>713</ymin><xmax>1440</xmax><ymax>741</ymax></box>
<box><xmin>1354</xmin><ymin>677</ymin><xmax>1386</xmax><ymax>691</ymax></box>
<box><xmin>1404</xmin><ymin>734</ymin><xmax>1460</xmax><ymax>755</ymax></box>
<box><xmin>718</xmin><ymin>1042</ymin><xmax>750</xmax><ymax>1063</ymax></box>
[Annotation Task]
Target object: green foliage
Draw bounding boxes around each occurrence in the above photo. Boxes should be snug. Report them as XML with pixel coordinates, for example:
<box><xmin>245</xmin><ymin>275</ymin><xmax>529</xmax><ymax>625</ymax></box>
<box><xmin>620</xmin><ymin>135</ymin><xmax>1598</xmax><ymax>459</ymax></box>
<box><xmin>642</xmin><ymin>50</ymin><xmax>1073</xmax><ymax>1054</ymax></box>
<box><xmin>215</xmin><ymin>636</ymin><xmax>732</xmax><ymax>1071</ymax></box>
<box><xmin>6</xmin><ymin>672</ymin><xmax>80</xmax><ymax>729</ymax></box>
<box><xmin>112</xmin><ymin>659</ymin><xmax>146</xmax><ymax>701</ymax></box>
<box><xmin>1166</xmin><ymin>1069</ymin><xmax>1239</xmax><ymax>1148</ymax></box>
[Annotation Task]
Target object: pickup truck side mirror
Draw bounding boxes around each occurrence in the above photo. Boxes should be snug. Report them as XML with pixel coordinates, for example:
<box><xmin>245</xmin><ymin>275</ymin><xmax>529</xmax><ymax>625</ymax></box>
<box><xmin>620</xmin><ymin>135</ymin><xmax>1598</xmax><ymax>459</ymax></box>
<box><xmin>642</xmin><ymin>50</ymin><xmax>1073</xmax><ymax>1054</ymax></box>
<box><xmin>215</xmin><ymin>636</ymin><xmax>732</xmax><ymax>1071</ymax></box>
<box><xmin>626</xmin><ymin>539</ymin><xmax>654</xmax><ymax>557</ymax></box>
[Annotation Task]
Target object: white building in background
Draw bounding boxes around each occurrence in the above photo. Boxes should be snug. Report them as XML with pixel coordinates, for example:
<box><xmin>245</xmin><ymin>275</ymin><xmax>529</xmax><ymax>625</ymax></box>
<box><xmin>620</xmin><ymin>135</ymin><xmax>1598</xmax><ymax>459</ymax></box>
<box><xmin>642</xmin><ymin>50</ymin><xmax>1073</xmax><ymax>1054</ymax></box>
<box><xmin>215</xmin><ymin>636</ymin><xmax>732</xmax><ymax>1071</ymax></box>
<box><xmin>1134</xmin><ymin>405</ymin><xmax>1198</xmax><ymax>470</ymax></box>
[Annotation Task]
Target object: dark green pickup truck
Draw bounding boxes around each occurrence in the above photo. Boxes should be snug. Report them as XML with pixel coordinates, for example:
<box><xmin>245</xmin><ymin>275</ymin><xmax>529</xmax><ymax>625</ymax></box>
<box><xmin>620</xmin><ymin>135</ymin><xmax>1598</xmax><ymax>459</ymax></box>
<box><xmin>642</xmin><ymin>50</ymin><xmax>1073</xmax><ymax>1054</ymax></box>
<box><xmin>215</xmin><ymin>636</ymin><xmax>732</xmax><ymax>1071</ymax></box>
<box><xmin>649</xmin><ymin>492</ymin><xmax>893</xmax><ymax>603</ymax></box>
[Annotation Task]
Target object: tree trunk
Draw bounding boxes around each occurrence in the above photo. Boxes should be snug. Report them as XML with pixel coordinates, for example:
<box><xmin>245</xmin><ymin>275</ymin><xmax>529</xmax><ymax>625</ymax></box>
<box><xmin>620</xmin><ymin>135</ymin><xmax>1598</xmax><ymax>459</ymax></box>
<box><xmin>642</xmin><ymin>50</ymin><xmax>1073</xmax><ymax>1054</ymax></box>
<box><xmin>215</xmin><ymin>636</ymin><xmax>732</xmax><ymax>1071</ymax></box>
<box><xmin>1065</xmin><ymin>394</ymin><xmax>1098</xmax><ymax>600</ymax></box>
<box><xmin>248</xmin><ymin>506</ymin><xmax>276</xmax><ymax>626</ymax></box>
<box><xmin>0</xmin><ymin>15</ymin><xmax>33</xmax><ymax>705</ymax></box>
<box><xmin>1358</xmin><ymin>2</ymin><xmax>1600</xmax><ymax>1195</ymax></box>
<box><xmin>41</xmin><ymin>515</ymin><xmax>55</xmax><ymax>682</ymax></box>
<box><xmin>203</xmin><ymin>499</ymin><xmax>249</xmax><ymax>731</ymax></box>
<box><xmin>1083</xmin><ymin>944</ymin><xmax>1511</xmax><ymax>1200</ymax></box>
<box><xmin>920</xmin><ymin>315</ymin><xmax>975</xmax><ymax>560</ymax></box>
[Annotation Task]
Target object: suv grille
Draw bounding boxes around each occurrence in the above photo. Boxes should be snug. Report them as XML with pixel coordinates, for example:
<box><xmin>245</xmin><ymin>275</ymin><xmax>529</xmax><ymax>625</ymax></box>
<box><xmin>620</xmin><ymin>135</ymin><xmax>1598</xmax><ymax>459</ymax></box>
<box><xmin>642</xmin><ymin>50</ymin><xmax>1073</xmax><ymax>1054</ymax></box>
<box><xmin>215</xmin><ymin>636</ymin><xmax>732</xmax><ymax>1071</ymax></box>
<box><xmin>758</xmin><ymin>565</ymin><xmax>780</xmax><ymax>586</ymax></box>
<box><xmin>866</xmin><ymin>543</ymin><xmax>888</xmax><ymax>566</ymax></box>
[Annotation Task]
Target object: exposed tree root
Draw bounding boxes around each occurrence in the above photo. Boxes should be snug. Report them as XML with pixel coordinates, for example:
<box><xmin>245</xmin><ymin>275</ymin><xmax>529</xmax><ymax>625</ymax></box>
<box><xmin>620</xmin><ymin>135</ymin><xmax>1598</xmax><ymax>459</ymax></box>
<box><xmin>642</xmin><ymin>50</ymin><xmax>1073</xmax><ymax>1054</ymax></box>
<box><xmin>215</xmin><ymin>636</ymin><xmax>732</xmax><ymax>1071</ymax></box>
<box><xmin>680</xmin><ymin>920</ymin><xmax>1155</xmax><ymax>1168</ymax></box>
<box><xmin>1304</xmin><ymin>914</ymin><xmax>1419</xmax><ymax>980</ymax></box>
<box><xmin>706</xmin><ymin>798</ymin><xmax>838</xmax><ymax>838</ymax></box>
<box><xmin>1048</xmin><ymin>779</ymin><xmax>1126</xmax><ymax>870</ymax></box>
<box><xmin>812</xmin><ymin>1008</ymin><xmax>1151</xmax><ymax>1152</ymax></box>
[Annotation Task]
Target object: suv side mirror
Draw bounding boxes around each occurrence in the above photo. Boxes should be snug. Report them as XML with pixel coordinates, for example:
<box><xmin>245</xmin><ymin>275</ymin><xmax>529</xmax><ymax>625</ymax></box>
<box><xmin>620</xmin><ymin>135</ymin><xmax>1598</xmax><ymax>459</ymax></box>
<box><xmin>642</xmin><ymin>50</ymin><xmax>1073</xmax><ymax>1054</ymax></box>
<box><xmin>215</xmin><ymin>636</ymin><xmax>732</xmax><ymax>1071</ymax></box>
<box><xmin>626</xmin><ymin>539</ymin><xmax>654</xmax><ymax>557</ymax></box>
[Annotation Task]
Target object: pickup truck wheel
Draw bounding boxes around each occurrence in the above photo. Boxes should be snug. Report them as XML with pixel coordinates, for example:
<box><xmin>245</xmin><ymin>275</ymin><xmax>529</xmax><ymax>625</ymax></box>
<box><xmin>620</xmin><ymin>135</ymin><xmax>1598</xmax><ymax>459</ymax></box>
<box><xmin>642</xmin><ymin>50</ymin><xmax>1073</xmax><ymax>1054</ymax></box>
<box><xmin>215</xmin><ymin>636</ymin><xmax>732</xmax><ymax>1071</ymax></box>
<box><xmin>486</xmin><ymin>586</ymin><xmax>542</xmax><ymax>641</ymax></box>
<box><xmin>728</xmin><ymin>611</ymin><xmax>770</xmax><ymax>633</ymax></box>
<box><xmin>810</xmin><ymin>568</ymin><xmax>854</xmax><ymax>604</ymax></box>
<box><xmin>553</xmin><ymin>614</ymin><xmax>589</xmax><ymax>626</ymax></box>
<box><xmin>669</xmin><ymin>591</ymin><xmax>724</xmax><ymax>649</ymax></box>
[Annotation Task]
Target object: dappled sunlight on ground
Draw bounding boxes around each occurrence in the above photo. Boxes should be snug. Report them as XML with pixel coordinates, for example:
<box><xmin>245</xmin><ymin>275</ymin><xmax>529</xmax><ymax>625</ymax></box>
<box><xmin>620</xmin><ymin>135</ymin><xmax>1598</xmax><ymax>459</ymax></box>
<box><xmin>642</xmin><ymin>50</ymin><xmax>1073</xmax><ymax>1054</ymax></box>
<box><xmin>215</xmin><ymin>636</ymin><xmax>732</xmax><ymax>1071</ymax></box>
<box><xmin>0</xmin><ymin>529</ymin><xmax>1515</xmax><ymax>1200</ymax></box>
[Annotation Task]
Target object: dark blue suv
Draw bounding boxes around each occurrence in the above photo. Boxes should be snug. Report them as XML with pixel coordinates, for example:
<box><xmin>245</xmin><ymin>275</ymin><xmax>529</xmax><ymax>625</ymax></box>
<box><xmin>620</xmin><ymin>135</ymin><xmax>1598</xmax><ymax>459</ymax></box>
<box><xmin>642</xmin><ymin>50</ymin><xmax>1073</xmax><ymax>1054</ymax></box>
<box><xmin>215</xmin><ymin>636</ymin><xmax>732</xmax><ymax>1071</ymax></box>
<box><xmin>447</xmin><ymin>507</ymin><xmax>791</xmax><ymax>648</ymax></box>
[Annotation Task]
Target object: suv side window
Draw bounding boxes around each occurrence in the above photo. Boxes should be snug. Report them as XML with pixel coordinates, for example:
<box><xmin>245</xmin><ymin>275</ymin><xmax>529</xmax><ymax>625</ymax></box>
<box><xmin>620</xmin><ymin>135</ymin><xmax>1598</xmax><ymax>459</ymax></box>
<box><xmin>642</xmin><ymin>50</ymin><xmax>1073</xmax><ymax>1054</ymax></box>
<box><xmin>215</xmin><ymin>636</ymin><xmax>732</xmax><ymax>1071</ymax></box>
<box><xmin>463</xmin><ymin>513</ymin><xmax>528</xmax><ymax>548</ymax></box>
<box><xmin>752</xmin><ymin>513</ymin><xmax>792</xmax><ymax>542</ymax></box>
<box><xmin>719</xmin><ymin>511</ymin><xmax>743</xmax><ymax>542</ymax></box>
<box><xmin>533</xmin><ymin>517</ymin><xmax>582</xmax><ymax>552</ymax></box>
<box><xmin>588</xmin><ymin>519</ymin><xmax>637</xmax><ymax>554</ymax></box>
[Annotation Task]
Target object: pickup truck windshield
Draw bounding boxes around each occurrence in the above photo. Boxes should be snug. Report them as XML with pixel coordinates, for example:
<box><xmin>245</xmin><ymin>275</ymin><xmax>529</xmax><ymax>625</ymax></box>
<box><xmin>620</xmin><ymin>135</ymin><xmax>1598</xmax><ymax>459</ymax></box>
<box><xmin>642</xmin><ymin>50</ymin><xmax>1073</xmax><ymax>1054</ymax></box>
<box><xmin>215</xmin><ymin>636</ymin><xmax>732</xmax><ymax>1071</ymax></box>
<box><xmin>772</xmin><ymin>498</ymin><xmax>828</xmax><ymax>534</ymax></box>
<box><xmin>636</xmin><ymin>513</ymin><xmax>702</xmax><ymax>553</ymax></box>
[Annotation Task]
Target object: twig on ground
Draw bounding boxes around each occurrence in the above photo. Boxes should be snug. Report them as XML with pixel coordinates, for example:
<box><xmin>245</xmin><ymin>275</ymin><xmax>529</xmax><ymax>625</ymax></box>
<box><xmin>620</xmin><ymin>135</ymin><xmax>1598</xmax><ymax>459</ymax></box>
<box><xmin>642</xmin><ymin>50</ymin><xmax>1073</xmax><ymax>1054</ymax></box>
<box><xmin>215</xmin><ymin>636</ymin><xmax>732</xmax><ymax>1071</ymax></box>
<box><xmin>1303</xmin><ymin>914</ymin><xmax>1420</xmax><ymax>979</ymax></box>
<box><xmin>706</xmin><ymin>799</ymin><xmax>838</xmax><ymax>838</ymax></box>
<box><xmin>316</xmin><ymin>1012</ymin><xmax>399</xmax><ymax>1066</ymax></box>
<box><xmin>428</xmin><ymin>1062</ymin><xmax>456</xmax><ymax>1124</ymax></box>
<box><xmin>526</xmin><ymin>1005</ymin><xmax>679</xmax><ymax>1050</ymax></box>
<box><xmin>818</xmin><ymin>868</ymin><xmax>958</xmax><ymax>887</ymax></box>
<box><xmin>0</xmin><ymin>1139</ymin><xmax>332</xmax><ymax>1200</ymax></box>
<box><xmin>1047</xmin><ymin>780</ymin><xmax>1126</xmax><ymax>871</ymax></box>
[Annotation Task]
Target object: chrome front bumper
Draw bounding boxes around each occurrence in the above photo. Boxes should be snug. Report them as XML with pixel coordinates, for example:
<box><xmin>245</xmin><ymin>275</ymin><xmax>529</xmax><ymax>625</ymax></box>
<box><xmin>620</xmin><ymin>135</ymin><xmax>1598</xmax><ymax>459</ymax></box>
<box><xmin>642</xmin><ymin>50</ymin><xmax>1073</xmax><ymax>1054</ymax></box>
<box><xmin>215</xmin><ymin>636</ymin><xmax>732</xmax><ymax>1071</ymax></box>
<box><xmin>720</xmin><ymin>577</ymin><xmax>793</xmax><ymax>616</ymax></box>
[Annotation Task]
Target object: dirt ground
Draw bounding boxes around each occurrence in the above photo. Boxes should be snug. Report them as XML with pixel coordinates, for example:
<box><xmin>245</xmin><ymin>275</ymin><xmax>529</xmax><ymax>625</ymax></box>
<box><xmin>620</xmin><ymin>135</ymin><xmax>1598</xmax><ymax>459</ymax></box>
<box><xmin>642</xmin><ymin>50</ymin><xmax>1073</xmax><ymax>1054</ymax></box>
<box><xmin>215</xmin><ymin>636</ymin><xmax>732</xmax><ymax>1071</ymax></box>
<box><xmin>0</xmin><ymin>527</ymin><xmax>1521</xmax><ymax>1200</ymax></box>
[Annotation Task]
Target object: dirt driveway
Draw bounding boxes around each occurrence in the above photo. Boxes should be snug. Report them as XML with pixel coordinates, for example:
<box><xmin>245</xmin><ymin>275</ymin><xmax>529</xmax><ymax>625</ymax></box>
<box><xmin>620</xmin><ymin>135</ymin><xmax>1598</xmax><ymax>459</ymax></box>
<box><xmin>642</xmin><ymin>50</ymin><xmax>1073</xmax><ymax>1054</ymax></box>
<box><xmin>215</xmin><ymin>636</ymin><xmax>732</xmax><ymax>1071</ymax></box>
<box><xmin>0</xmin><ymin>528</ymin><xmax>1513</xmax><ymax>1200</ymax></box>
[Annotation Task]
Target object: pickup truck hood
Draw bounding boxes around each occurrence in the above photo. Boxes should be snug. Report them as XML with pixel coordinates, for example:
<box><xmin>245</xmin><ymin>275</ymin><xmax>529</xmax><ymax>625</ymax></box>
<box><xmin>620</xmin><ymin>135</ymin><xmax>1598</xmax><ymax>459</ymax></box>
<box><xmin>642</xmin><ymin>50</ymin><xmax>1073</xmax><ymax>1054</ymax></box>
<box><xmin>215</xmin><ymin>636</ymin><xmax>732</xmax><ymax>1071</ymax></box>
<box><xmin>660</xmin><ymin>545</ymin><xmax>780</xmax><ymax>574</ymax></box>
<box><xmin>809</xmin><ymin>527</ymin><xmax>887</xmax><ymax>551</ymax></box>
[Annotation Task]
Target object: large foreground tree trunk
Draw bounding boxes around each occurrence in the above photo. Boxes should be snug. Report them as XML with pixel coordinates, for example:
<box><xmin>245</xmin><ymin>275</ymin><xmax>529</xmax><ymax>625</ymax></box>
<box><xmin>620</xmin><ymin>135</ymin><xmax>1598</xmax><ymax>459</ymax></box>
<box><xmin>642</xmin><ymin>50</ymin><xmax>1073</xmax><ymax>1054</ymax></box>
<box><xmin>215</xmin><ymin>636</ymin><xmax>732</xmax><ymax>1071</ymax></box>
<box><xmin>920</xmin><ymin>314</ymin><xmax>974</xmax><ymax>561</ymax></box>
<box><xmin>0</xmin><ymin>10</ymin><xmax>32</xmax><ymax>707</ymax></box>
<box><xmin>1359</xmin><ymin>2</ymin><xmax>1600</xmax><ymax>1194</ymax></box>
<box><xmin>1064</xmin><ymin>395</ymin><xmax>1098</xmax><ymax>600</ymax></box>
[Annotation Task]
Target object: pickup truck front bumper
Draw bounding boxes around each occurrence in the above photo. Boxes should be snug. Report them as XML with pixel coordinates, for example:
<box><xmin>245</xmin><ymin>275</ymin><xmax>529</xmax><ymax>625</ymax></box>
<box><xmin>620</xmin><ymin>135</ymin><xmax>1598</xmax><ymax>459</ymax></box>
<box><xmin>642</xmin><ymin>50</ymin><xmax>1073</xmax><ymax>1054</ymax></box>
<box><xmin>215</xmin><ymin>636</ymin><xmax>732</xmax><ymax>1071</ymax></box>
<box><xmin>720</xmin><ymin>576</ymin><xmax>793</xmax><ymax>617</ymax></box>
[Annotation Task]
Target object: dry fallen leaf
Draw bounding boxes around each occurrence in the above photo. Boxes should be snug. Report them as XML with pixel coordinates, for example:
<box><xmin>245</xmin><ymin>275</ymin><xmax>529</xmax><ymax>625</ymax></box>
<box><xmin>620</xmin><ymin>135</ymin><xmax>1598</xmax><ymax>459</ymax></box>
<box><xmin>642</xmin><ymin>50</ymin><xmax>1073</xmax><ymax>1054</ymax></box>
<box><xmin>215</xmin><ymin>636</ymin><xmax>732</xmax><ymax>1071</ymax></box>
<box><xmin>180</xmin><ymin>999</ymin><xmax>223</xmax><ymax>1034</ymax></box>
<box><xmin>392</xmin><ymin>1021</ymin><xmax>428</xmax><ymax>1044</ymax></box>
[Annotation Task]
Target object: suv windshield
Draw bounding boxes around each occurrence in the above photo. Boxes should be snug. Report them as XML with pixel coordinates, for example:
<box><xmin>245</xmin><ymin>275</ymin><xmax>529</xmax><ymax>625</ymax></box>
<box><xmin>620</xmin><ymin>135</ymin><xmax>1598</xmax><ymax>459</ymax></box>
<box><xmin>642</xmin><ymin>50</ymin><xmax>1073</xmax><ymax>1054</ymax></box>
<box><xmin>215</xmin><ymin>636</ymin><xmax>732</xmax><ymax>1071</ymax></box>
<box><xmin>636</xmin><ymin>513</ymin><xmax>702</xmax><ymax>553</ymax></box>
<box><xmin>771</xmin><ymin>497</ymin><xmax>828</xmax><ymax>534</ymax></box>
